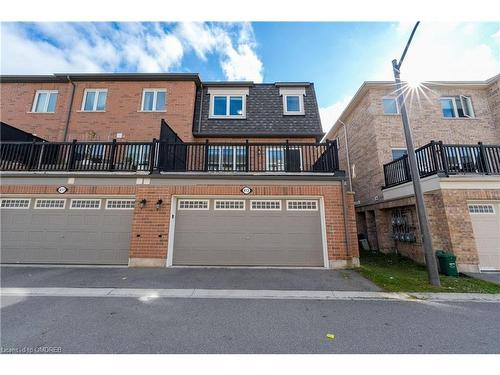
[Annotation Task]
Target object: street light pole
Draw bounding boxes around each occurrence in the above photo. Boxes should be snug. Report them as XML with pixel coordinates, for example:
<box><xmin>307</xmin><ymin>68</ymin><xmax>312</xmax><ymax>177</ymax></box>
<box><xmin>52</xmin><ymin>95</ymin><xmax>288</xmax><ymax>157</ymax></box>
<box><xmin>392</xmin><ymin>21</ymin><xmax>441</xmax><ymax>286</ymax></box>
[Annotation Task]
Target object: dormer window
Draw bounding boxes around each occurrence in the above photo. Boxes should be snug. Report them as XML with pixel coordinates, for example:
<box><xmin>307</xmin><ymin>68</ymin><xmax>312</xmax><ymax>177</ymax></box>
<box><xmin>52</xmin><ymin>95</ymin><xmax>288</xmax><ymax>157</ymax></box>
<box><xmin>208</xmin><ymin>87</ymin><xmax>248</xmax><ymax>119</ymax></box>
<box><xmin>279</xmin><ymin>87</ymin><xmax>305</xmax><ymax>115</ymax></box>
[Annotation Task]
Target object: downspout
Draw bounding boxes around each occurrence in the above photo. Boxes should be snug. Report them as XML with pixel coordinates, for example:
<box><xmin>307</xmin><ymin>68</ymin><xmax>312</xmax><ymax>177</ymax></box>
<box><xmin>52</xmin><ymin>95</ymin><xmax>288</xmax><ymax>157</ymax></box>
<box><xmin>341</xmin><ymin>179</ymin><xmax>353</xmax><ymax>261</ymax></box>
<box><xmin>197</xmin><ymin>82</ymin><xmax>204</xmax><ymax>134</ymax></box>
<box><xmin>63</xmin><ymin>75</ymin><xmax>76</xmax><ymax>141</ymax></box>
<box><xmin>338</xmin><ymin>119</ymin><xmax>352</xmax><ymax>192</ymax></box>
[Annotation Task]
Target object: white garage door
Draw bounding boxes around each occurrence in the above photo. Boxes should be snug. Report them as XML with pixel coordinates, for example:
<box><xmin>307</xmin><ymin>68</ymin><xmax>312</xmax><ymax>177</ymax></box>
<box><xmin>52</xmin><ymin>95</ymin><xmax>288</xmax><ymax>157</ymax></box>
<box><xmin>468</xmin><ymin>202</ymin><xmax>500</xmax><ymax>271</ymax></box>
<box><xmin>1</xmin><ymin>197</ymin><xmax>135</xmax><ymax>265</ymax></box>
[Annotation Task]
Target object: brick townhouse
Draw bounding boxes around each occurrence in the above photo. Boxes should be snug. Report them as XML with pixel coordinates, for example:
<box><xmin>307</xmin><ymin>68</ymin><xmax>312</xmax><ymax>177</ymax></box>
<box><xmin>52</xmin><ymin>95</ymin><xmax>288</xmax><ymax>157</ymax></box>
<box><xmin>324</xmin><ymin>74</ymin><xmax>500</xmax><ymax>272</ymax></box>
<box><xmin>0</xmin><ymin>73</ymin><xmax>359</xmax><ymax>269</ymax></box>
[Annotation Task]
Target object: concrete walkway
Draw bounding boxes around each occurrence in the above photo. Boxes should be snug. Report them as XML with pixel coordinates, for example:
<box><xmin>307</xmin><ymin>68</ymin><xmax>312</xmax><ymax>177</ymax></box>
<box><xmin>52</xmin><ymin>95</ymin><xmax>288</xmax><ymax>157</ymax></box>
<box><xmin>465</xmin><ymin>272</ymin><xmax>500</xmax><ymax>285</ymax></box>
<box><xmin>2</xmin><ymin>287</ymin><xmax>499</xmax><ymax>303</ymax></box>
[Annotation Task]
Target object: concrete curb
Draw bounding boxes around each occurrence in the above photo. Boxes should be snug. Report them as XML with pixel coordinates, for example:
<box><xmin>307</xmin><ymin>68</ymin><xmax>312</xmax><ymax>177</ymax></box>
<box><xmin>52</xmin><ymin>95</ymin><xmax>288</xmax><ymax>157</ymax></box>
<box><xmin>1</xmin><ymin>287</ymin><xmax>499</xmax><ymax>302</ymax></box>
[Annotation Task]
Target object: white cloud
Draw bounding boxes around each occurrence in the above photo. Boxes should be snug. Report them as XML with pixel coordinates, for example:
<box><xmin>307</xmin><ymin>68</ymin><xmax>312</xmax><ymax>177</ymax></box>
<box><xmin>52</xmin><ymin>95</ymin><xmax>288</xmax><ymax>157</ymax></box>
<box><xmin>377</xmin><ymin>22</ymin><xmax>500</xmax><ymax>82</ymax></box>
<box><xmin>175</xmin><ymin>22</ymin><xmax>263</xmax><ymax>82</ymax></box>
<box><xmin>0</xmin><ymin>22</ymin><xmax>263</xmax><ymax>81</ymax></box>
<box><xmin>319</xmin><ymin>95</ymin><xmax>353</xmax><ymax>133</ymax></box>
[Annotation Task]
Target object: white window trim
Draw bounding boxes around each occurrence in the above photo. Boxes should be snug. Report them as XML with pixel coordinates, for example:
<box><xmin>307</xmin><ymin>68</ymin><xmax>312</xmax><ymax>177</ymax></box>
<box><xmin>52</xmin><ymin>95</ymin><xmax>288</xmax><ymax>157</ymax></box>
<box><xmin>140</xmin><ymin>89</ymin><xmax>167</xmax><ymax>112</ymax></box>
<box><xmin>209</xmin><ymin>94</ymin><xmax>247</xmax><ymax>119</ymax></box>
<box><xmin>70</xmin><ymin>199</ymin><xmax>102</xmax><ymax>210</ymax></box>
<box><xmin>178</xmin><ymin>199</ymin><xmax>210</xmax><ymax>210</ymax></box>
<box><xmin>382</xmin><ymin>97</ymin><xmax>400</xmax><ymax>115</ymax></box>
<box><xmin>214</xmin><ymin>200</ymin><xmax>246</xmax><ymax>211</ymax></box>
<box><xmin>31</xmin><ymin>90</ymin><xmax>58</xmax><ymax>113</ymax></box>
<box><xmin>279</xmin><ymin>87</ymin><xmax>306</xmax><ymax>115</ymax></box>
<box><xmin>34</xmin><ymin>198</ymin><xmax>66</xmax><ymax>209</ymax></box>
<box><xmin>105</xmin><ymin>199</ymin><xmax>135</xmax><ymax>210</ymax></box>
<box><xmin>0</xmin><ymin>198</ymin><xmax>31</xmax><ymax>209</ymax></box>
<box><xmin>440</xmin><ymin>96</ymin><xmax>475</xmax><ymax>119</ymax></box>
<box><xmin>208</xmin><ymin>146</ymin><xmax>247</xmax><ymax>171</ymax></box>
<box><xmin>468</xmin><ymin>204</ymin><xmax>495</xmax><ymax>214</ymax></box>
<box><xmin>81</xmin><ymin>89</ymin><xmax>108</xmax><ymax>112</ymax></box>
<box><xmin>283</xmin><ymin>95</ymin><xmax>304</xmax><ymax>115</ymax></box>
<box><xmin>286</xmin><ymin>200</ymin><xmax>319</xmax><ymax>211</ymax></box>
<box><xmin>250</xmin><ymin>200</ymin><xmax>282</xmax><ymax>211</ymax></box>
<box><xmin>265</xmin><ymin>146</ymin><xmax>303</xmax><ymax>171</ymax></box>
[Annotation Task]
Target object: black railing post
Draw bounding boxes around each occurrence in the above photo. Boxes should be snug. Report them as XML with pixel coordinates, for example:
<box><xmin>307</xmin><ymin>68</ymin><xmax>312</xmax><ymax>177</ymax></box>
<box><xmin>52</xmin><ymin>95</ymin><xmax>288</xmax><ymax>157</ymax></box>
<box><xmin>384</xmin><ymin>164</ymin><xmax>389</xmax><ymax>187</ymax></box>
<box><xmin>285</xmin><ymin>140</ymin><xmax>290</xmax><ymax>172</ymax></box>
<box><xmin>204</xmin><ymin>139</ymin><xmax>209</xmax><ymax>172</ymax></box>
<box><xmin>67</xmin><ymin>139</ymin><xmax>77</xmax><ymax>171</ymax></box>
<box><xmin>439</xmin><ymin>141</ymin><xmax>449</xmax><ymax>176</ymax></box>
<box><xmin>109</xmin><ymin>139</ymin><xmax>117</xmax><ymax>171</ymax></box>
<box><xmin>478</xmin><ymin>142</ymin><xmax>491</xmax><ymax>175</ymax></box>
<box><xmin>430</xmin><ymin>140</ymin><xmax>438</xmax><ymax>173</ymax></box>
<box><xmin>245</xmin><ymin>139</ymin><xmax>249</xmax><ymax>172</ymax></box>
<box><xmin>332</xmin><ymin>139</ymin><xmax>338</xmax><ymax>172</ymax></box>
<box><xmin>26</xmin><ymin>140</ymin><xmax>36</xmax><ymax>171</ymax></box>
<box><xmin>403</xmin><ymin>156</ymin><xmax>411</xmax><ymax>182</ymax></box>
<box><xmin>149</xmin><ymin>138</ymin><xmax>157</xmax><ymax>174</ymax></box>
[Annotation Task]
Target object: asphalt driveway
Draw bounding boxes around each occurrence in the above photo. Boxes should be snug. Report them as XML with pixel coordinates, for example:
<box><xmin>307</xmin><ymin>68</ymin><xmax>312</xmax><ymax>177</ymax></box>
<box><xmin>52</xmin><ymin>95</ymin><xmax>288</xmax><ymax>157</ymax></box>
<box><xmin>465</xmin><ymin>272</ymin><xmax>500</xmax><ymax>285</ymax></box>
<box><xmin>0</xmin><ymin>266</ymin><xmax>381</xmax><ymax>291</ymax></box>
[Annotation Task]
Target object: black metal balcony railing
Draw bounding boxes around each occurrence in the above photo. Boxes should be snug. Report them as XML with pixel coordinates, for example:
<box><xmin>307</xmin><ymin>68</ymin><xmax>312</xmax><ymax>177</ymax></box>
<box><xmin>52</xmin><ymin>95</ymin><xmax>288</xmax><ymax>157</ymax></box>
<box><xmin>0</xmin><ymin>139</ymin><xmax>341</xmax><ymax>174</ymax></box>
<box><xmin>383</xmin><ymin>141</ymin><xmax>500</xmax><ymax>188</ymax></box>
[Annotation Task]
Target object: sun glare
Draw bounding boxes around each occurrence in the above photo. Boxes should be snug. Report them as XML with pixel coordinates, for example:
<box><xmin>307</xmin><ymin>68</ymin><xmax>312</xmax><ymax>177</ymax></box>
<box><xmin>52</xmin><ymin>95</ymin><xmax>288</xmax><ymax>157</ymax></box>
<box><xmin>406</xmin><ymin>78</ymin><xmax>422</xmax><ymax>89</ymax></box>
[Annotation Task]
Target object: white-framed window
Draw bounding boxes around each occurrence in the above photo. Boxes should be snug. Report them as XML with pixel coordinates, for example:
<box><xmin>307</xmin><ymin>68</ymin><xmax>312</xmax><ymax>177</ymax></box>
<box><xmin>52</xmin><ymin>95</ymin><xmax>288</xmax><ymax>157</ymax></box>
<box><xmin>391</xmin><ymin>148</ymin><xmax>407</xmax><ymax>160</ymax></box>
<box><xmin>141</xmin><ymin>89</ymin><xmax>166</xmax><ymax>112</ymax></box>
<box><xmin>178</xmin><ymin>199</ymin><xmax>209</xmax><ymax>210</ymax></box>
<box><xmin>70</xmin><ymin>199</ymin><xmax>101</xmax><ymax>209</ymax></box>
<box><xmin>440</xmin><ymin>96</ymin><xmax>475</xmax><ymax>118</ymax></box>
<box><xmin>250</xmin><ymin>200</ymin><xmax>281</xmax><ymax>211</ymax></box>
<box><xmin>32</xmin><ymin>90</ymin><xmax>58</xmax><ymax>113</ymax></box>
<box><xmin>211</xmin><ymin>95</ymin><xmax>245</xmax><ymax>118</ymax></box>
<box><xmin>265</xmin><ymin>146</ymin><xmax>303</xmax><ymax>171</ymax></box>
<box><xmin>283</xmin><ymin>95</ymin><xmax>304</xmax><ymax>115</ymax></box>
<box><xmin>214</xmin><ymin>200</ymin><xmax>245</xmax><ymax>210</ymax></box>
<box><xmin>266</xmin><ymin>147</ymin><xmax>285</xmax><ymax>171</ymax></box>
<box><xmin>279</xmin><ymin>87</ymin><xmax>306</xmax><ymax>115</ymax></box>
<box><xmin>383</xmin><ymin>97</ymin><xmax>399</xmax><ymax>114</ymax></box>
<box><xmin>468</xmin><ymin>204</ymin><xmax>495</xmax><ymax>214</ymax></box>
<box><xmin>106</xmin><ymin>199</ymin><xmax>135</xmax><ymax>209</ymax></box>
<box><xmin>207</xmin><ymin>146</ymin><xmax>247</xmax><ymax>171</ymax></box>
<box><xmin>287</xmin><ymin>200</ymin><xmax>318</xmax><ymax>211</ymax></box>
<box><xmin>34</xmin><ymin>199</ymin><xmax>66</xmax><ymax>209</ymax></box>
<box><xmin>82</xmin><ymin>89</ymin><xmax>107</xmax><ymax>111</ymax></box>
<box><xmin>0</xmin><ymin>198</ymin><xmax>30</xmax><ymax>209</ymax></box>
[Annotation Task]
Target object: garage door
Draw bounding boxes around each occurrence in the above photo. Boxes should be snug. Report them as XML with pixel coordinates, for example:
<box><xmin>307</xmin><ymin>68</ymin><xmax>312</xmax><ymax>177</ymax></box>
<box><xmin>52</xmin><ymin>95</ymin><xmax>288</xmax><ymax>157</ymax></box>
<box><xmin>468</xmin><ymin>202</ymin><xmax>500</xmax><ymax>271</ymax></box>
<box><xmin>0</xmin><ymin>197</ymin><xmax>134</xmax><ymax>265</ymax></box>
<box><xmin>172</xmin><ymin>198</ymin><xmax>324</xmax><ymax>267</ymax></box>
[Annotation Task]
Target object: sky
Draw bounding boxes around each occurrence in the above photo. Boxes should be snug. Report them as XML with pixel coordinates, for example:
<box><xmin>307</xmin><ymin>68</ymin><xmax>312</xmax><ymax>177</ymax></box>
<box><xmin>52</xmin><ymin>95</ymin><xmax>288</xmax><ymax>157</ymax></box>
<box><xmin>1</xmin><ymin>22</ymin><xmax>499</xmax><ymax>132</ymax></box>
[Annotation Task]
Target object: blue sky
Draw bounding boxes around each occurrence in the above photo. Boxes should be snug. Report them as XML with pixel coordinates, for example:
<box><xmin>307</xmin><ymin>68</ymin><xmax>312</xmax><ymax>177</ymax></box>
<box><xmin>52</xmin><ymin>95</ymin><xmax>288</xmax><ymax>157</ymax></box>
<box><xmin>1</xmin><ymin>22</ymin><xmax>499</xmax><ymax>130</ymax></box>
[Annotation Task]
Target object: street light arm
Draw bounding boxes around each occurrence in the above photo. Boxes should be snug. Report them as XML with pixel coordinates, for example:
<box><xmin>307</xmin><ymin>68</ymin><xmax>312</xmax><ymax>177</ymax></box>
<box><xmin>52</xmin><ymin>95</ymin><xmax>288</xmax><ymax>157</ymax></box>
<box><xmin>395</xmin><ymin>21</ymin><xmax>420</xmax><ymax>69</ymax></box>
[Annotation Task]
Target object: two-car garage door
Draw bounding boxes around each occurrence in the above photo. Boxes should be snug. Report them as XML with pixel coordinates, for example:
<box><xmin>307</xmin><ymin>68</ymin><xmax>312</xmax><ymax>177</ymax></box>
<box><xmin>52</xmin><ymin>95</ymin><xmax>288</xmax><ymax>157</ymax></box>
<box><xmin>171</xmin><ymin>198</ymin><xmax>325</xmax><ymax>267</ymax></box>
<box><xmin>1</xmin><ymin>197</ymin><xmax>134</xmax><ymax>265</ymax></box>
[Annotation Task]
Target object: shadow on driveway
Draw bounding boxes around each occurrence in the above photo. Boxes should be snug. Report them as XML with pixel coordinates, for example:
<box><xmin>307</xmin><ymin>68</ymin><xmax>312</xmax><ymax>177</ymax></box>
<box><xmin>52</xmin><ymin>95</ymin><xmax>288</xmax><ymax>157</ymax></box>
<box><xmin>0</xmin><ymin>266</ymin><xmax>381</xmax><ymax>291</ymax></box>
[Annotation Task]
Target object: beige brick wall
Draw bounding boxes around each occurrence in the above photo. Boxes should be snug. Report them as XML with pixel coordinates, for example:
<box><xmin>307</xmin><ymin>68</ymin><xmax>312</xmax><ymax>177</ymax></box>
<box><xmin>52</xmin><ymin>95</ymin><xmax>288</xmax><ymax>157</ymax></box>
<box><xmin>330</xmin><ymin>79</ymin><xmax>500</xmax><ymax>206</ymax></box>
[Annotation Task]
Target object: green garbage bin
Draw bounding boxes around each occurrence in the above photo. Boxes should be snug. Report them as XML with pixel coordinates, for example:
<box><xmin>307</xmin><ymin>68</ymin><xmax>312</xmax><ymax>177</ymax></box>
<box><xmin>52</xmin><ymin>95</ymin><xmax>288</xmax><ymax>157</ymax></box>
<box><xmin>435</xmin><ymin>251</ymin><xmax>459</xmax><ymax>276</ymax></box>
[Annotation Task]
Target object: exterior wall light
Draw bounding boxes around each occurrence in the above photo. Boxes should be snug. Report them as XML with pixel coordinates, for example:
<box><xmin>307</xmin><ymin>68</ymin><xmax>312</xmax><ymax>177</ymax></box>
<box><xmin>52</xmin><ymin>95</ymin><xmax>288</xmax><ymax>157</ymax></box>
<box><xmin>156</xmin><ymin>199</ymin><xmax>163</xmax><ymax>209</ymax></box>
<box><xmin>139</xmin><ymin>199</ymin><xmax>147</xmax><ymax>208</ymax></box>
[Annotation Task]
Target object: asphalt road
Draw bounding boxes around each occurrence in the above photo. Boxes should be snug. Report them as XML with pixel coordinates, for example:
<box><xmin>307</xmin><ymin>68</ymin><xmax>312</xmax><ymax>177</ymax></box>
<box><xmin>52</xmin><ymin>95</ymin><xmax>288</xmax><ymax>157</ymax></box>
<box><xmin>1</xmin><ymin>295</ymin><xmax>499</xmax><ymax>354</ymax></box>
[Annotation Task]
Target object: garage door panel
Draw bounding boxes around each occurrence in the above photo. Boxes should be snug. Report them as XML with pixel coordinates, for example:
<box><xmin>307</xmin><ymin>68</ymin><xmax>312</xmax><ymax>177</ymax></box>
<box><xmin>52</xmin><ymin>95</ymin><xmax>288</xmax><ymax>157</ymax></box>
<box><xmin>1</xmin><ymin>198</ymin><xmax>133</xmax><ymax>265</ymax></box>
<box><xmin>173</xmin><ymin>198</ymin><xmax>324</xmax><ymax>267</ymax></box>
<box><xmin>469</xmin><ymin>202</ymin><xmax>500</xmax><ymax>271</ymax></box>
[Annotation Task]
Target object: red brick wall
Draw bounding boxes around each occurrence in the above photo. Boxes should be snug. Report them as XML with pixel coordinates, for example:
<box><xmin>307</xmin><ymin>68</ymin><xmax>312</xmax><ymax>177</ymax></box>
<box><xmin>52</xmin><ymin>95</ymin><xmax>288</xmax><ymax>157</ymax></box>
<box><xmin>1</xmin><ymin>182</ymin><xmax>358</xmax><ymax>267</ymax></box>
<box><xmin>1</xmin><ymin>80</ymin><xmax>197</xmax><ymax>142</ymax></box>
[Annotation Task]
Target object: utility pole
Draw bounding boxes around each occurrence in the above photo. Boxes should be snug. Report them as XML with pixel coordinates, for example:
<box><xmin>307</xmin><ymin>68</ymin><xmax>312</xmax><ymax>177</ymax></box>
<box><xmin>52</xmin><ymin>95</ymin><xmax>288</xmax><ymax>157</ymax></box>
<box><xmin>392</xmin><ymin>22</ymin><xmax>441</xmax><ymax>286</ymax></box>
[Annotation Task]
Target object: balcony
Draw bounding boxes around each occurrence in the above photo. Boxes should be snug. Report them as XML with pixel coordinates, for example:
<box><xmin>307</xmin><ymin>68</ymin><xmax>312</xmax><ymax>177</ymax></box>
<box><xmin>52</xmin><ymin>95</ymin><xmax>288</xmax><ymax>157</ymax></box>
<box><xmin>0</xmin><ymin>139</ymin><xmax>342</xmax><ymax>175</ymax></box>
<box><xmin>383</xmin><ymin>141</ymin><xmax>500</xmax><ymax>188</ymax></box>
